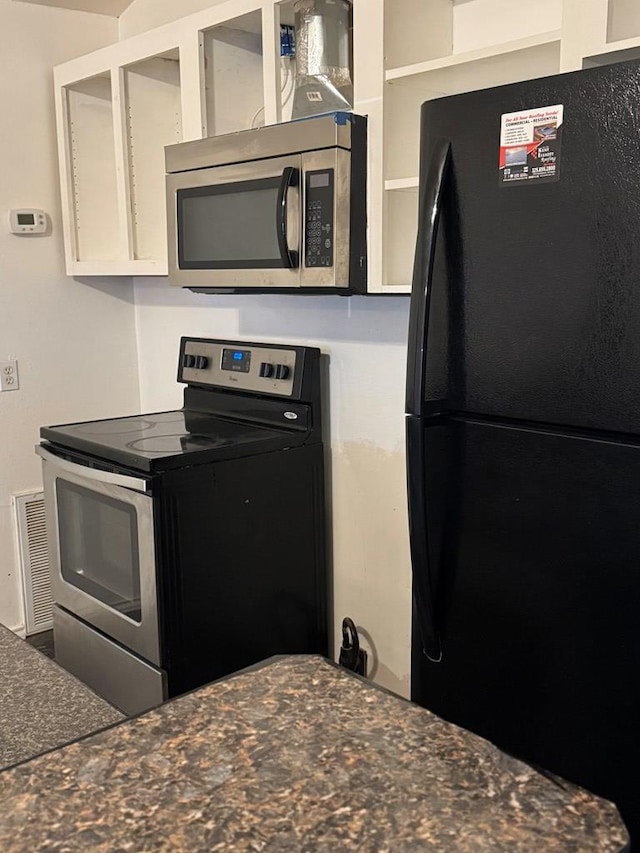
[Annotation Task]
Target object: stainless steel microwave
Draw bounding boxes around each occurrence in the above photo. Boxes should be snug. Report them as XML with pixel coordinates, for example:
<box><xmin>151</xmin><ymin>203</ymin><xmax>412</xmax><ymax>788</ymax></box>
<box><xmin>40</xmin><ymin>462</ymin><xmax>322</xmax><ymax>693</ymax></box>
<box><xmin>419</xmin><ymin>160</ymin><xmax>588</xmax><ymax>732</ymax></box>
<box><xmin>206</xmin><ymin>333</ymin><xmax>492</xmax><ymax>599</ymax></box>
<box><xmin>165</xmin><ymin>113</ymin><xmax>367</xmax><ymax>294</ymax></box>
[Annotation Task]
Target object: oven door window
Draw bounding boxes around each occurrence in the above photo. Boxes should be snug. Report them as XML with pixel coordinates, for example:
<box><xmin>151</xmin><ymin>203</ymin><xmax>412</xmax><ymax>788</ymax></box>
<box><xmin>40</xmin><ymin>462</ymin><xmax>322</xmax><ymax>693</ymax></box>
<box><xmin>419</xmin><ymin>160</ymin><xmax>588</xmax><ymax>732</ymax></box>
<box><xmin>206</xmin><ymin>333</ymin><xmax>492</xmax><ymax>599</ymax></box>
<box><xmin>56</xmin><ymin>480</ymin><xmax>142</xmax><ymax>623</ymax></box>
<box><xmin>177</xmin><ymin>173</ymin><xmax>296</xmax><ymax>270</ymax></box>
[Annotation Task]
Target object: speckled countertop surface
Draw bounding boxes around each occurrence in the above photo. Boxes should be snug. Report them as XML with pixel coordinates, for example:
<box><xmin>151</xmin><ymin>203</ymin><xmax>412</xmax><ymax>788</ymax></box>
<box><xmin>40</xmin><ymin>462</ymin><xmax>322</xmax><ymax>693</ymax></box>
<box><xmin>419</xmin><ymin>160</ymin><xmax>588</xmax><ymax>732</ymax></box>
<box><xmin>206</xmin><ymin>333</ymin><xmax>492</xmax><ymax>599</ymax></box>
<box><xmin>0</xmin><ymin>624</ymin><xmax>123</xmax><ymax>770</ymax></box>
<box><xmin>0</xmin><ymin>655</ymin><xmax>628</xmax><ymax>851</ymax></box>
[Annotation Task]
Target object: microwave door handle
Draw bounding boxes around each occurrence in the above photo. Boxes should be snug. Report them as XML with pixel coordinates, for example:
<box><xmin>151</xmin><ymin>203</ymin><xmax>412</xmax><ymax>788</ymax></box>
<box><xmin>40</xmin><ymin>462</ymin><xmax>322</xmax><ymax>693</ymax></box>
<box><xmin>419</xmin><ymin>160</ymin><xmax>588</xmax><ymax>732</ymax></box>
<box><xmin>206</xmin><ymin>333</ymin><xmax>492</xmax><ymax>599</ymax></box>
<box><xmin>277</xmin><ymin>167</ymin><xmax>300</xmax><ymax>269</ymax></box>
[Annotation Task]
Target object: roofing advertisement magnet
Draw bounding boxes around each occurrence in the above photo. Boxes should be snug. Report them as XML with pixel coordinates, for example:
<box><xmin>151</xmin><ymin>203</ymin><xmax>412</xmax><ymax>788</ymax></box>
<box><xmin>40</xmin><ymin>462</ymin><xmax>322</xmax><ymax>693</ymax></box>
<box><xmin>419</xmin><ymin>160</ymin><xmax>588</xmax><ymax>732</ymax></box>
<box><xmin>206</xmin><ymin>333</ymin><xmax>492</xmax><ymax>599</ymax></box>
<box><xmin>499</xmin><ymin>104</ymin><xmax>563</xmax><ymax>186</ymax></box>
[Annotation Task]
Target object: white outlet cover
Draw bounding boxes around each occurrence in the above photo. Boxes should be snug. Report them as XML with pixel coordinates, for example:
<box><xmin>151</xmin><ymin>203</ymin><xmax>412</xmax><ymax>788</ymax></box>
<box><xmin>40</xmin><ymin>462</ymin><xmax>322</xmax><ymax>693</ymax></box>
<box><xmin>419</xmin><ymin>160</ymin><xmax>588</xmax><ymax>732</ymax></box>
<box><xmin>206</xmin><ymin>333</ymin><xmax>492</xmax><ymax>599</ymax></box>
<box><xmin>1</xmin><ymin>360</ymin><xmax>19</xmax><ymax>391</ymax></box>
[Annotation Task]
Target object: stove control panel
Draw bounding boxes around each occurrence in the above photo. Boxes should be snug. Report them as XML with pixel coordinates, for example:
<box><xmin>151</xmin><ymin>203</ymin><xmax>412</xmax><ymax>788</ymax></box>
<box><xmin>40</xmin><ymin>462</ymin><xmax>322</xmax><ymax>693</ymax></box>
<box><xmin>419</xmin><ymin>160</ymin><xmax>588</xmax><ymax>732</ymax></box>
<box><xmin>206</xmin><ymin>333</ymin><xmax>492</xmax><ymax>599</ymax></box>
<box><xmin>180</xmin><ymin>339</ymin><xmax>298</xmax><ymax>397</ymax></box>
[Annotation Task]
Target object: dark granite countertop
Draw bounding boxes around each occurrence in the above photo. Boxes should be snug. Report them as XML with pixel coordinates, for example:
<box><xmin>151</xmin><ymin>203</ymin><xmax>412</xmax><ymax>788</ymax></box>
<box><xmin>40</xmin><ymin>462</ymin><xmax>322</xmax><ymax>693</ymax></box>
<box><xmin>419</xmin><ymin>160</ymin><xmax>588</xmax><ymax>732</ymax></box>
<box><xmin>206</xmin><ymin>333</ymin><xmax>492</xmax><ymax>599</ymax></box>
<box><xmin>0</xmin><ymin>624</ymin><xmax>123</xmax><ymax>770</ymax></box>
<box><xmin>0</xmin><ymin>655</ymin><xmax>628</xmax><ymax>851</ymax></box>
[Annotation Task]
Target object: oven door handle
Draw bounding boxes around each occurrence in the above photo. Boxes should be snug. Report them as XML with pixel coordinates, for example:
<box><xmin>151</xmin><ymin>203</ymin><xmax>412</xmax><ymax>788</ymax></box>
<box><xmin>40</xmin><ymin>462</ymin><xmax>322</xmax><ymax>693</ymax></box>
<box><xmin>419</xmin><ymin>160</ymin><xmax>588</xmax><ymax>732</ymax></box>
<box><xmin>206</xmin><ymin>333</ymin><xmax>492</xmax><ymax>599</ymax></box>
<box><xmin>277</xmin><ymin>166</ymin><xmax>300</xmax><ymax>269</ymax></box>
<box><xmin>36</xmin><ymin>445</ymin><xmax>152</xmax><ymax>495</ymax></box>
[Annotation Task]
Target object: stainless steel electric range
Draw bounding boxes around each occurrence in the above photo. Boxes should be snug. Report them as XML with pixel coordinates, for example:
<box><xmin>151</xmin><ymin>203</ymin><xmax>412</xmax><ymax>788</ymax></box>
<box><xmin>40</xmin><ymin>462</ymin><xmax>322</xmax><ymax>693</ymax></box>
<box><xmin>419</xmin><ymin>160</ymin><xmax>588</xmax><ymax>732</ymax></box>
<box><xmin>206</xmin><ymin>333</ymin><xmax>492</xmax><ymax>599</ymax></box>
<box><xmin>37</xmin><ymin>338</ymin><xmax>328</xmax><ymax>715</ymax></box>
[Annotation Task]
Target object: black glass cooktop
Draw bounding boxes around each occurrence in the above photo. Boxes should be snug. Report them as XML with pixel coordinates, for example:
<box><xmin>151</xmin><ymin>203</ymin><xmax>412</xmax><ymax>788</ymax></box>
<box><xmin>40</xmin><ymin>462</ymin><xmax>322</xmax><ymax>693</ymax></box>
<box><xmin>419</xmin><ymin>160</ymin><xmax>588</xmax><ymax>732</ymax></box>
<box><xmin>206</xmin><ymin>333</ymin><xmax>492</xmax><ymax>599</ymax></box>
<box><xmin>40</xmin><ymin>409</ymin><xmax>298</xmax><ymax>474</ymax></box>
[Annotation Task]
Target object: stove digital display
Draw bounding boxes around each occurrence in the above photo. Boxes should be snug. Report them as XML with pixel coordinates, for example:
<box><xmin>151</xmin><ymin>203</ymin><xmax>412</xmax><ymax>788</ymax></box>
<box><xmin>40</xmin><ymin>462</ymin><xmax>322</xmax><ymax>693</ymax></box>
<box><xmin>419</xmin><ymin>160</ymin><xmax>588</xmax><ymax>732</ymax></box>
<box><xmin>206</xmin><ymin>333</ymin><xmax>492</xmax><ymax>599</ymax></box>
<box><xmin>221</xmin><ymin>348</ymin><xmax>251</xmax><ymax>373</ymax></box>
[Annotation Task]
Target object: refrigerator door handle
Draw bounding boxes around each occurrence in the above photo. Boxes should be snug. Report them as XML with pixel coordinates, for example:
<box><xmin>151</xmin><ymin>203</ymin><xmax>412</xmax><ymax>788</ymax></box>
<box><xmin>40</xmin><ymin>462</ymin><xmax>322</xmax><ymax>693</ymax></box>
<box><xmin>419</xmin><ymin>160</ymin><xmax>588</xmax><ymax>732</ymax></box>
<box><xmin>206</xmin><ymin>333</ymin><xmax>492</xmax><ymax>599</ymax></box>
<box><xmin>406</xmin><ymin>415</ymin><xmax>442</xmax><ymax>663</ymax></box>
<box><xmin>405</xmin><ymin>139</ymin><xmax>451</xmax><ymax>664</ymax></box>
<box><xmin>405</xmin><ymin>139</ymin><xmax>452</xmax><ymax>417</ymax></box>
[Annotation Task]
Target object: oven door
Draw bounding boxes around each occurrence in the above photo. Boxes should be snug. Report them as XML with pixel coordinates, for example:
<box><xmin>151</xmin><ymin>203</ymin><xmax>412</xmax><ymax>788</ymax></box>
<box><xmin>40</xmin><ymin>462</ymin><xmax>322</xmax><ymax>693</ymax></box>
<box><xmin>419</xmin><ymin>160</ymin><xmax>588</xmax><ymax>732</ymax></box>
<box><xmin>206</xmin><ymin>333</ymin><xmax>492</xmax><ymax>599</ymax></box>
<box><xmin>37</xmin><ymin>445</ymin><xmax>160</xmax><ymax>667</ymax></box>
<box><xmin>167</xmin><ymin>154</ymin><xmax>302</xmax><ymax>289</ymax></box>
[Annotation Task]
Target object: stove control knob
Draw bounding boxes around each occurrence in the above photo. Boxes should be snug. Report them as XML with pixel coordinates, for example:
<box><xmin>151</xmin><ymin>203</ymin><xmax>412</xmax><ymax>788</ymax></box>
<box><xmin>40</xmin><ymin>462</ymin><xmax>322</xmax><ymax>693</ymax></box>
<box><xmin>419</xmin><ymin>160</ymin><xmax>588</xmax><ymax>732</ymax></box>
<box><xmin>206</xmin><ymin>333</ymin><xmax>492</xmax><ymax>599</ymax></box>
<box><xmin>260</xmin><ymin>362</ymin><xmax>275</xmax><ymax>378</ymax></box>
<box><xmin>183</xmin><ymin>354</ymin><xmax>196</xmax><ymax>369</ymax></box>
<box><xmin>275</xmin><ymin>364</ymin><xmax>290</xmax><ymax>381</ymax></box>
<box><xmin>194</xmin><ymin>355</ymin><xmax>209</xmax><ymax>370</ymax></box>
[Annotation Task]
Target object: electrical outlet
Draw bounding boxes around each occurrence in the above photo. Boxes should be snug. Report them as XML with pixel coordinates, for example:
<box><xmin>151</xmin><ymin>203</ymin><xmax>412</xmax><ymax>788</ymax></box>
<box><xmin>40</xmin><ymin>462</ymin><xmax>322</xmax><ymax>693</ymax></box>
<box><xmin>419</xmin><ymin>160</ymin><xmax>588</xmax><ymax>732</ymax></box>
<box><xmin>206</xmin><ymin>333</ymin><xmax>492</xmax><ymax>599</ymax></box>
<box><xmin>0</xmin><ymin>360</ymin><xmax>19</xmax><ymax>391</ymax></box>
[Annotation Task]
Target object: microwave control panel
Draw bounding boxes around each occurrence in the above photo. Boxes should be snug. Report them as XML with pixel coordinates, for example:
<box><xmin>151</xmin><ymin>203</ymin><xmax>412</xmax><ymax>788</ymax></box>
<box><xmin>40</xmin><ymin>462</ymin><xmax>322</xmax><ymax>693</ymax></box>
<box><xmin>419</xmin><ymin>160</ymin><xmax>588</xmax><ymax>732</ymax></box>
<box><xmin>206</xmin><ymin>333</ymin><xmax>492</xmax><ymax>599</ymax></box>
<box><xmin>304</xmin><ymin>170</ymin><xmax>334</xmax><ymax>268</ymax></box>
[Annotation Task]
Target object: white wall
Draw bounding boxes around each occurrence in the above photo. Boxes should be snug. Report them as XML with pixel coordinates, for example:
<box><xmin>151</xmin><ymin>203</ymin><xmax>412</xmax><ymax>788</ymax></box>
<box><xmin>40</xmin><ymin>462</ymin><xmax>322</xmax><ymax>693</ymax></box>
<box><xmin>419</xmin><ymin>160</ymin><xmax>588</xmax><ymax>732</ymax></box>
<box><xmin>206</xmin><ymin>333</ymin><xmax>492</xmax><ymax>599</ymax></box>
<box><xmin>0</xmin><ymin>1</ymin><xmax>140</xmax><ymax>632</ymax></box>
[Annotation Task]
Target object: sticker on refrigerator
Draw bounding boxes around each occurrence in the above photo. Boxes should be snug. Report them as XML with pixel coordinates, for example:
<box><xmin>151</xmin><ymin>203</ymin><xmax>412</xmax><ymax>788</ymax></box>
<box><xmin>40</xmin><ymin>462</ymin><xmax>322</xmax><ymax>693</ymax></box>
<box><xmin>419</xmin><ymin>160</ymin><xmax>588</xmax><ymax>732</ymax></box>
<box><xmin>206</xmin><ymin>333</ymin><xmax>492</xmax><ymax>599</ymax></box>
<box><xmin>499</xmin><ymin>104</ymin><xmax>563</xmax><ymax>186</ymax></box>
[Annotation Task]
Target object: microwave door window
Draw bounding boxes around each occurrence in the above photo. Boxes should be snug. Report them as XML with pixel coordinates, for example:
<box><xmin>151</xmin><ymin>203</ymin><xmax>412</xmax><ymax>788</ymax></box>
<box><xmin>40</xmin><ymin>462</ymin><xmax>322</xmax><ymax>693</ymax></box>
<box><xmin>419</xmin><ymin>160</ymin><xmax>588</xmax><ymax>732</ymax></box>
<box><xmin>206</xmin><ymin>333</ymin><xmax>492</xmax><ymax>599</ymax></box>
<box><xmin>56</xmin><ymin>480</ymin><xmax>142</xmax><ymax>623</ymax></box>
<box><xmin>177</xmin><ymin>174</ymin><xmax>296</xmax><ymax>270</ymax></box>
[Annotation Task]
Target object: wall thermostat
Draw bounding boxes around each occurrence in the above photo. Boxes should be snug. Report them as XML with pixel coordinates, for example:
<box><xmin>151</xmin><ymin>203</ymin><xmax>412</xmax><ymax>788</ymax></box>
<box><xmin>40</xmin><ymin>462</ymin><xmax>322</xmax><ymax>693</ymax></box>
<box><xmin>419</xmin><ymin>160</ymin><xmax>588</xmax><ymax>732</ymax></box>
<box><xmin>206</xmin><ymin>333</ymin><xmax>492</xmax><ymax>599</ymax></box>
<box><xmin>9</xmin><ymin>209</ymin><xmax>48</xmax><ymax>235</ymax></box>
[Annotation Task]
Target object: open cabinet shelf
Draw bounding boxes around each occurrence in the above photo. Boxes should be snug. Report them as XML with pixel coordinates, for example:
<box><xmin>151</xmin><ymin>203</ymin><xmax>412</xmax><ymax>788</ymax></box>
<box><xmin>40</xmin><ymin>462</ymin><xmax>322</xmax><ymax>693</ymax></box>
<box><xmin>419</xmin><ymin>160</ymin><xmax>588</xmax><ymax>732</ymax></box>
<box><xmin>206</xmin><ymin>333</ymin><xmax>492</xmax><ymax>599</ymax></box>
<box><xmin>386</xmin><ymin>30</ymin><xmax>563</xmax><ymax>84</ymax></box>
<box><xmin>384</xmin><ymin>185</ymin><xmax>418</xmax><ymax>289</ymax></box>
<box><xmin>64</xmin><ymin>73</ymin><xmax>121</xmax><ymax>264</ymax></box>
<box><xmin>607</xmin><ymin>0</ymin><xmax>640</xmax><ymax>43</ymax></box>
<box><xmin>124</xmin><ymin>50</ymin><xmax>182</xmax><ymax>264</ymax></box>
<box><xmin>53</xmin><ymin>0</ymin><xmax>640</xmax><ymax>291</ymax></box>
<box><xmin>584</xmin><ymin>41</ymin><xmax>640</xmax><ymax>66</ymax></box>
<box><xmin>384</xmin><ymin>177</ymin><xmax>419</xmax><ymax>191</ymax></box>
<box><xmin>581</xmin><ymin>0</ymin><xmax>640</xmax><ymax>69</ymax></box>
<box><xmin>202</xmin><ymin>10</ymin><xmax>265</xmax><ymax>136</ymax></box>
<box><xmin>375</xmin><ymin>0</ymin><xmax>568</xmax><ymax>292</ymax></box>
<box><xmin>379</xmin><ymin>23</ymin><xmax>563</xmax><ymax>291</ymax></box>
<box><xmin>56</xmin><ymin>37</ymin><xmax>185</xmax><ymax>276</ymax></box>
<box><xmin>384</xmin><ymin>33</ymin><xmax>562</xmax><ymax>183</ymax></box>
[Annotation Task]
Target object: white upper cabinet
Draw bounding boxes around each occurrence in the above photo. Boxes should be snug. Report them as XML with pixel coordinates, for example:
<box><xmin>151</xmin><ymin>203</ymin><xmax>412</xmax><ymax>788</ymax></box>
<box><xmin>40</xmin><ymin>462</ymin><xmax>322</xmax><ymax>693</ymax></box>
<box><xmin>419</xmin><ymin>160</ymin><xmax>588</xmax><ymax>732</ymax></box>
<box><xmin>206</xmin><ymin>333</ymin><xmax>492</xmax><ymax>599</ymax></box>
<box><xmin>54</xmin><ymin>0</ymin><xmax>268</xmax><ymax>278</ymax></box>
<box><xmin>54</xmin><ymin>0</ymin><xmax>640</xmax><ymax>291</ymax></box>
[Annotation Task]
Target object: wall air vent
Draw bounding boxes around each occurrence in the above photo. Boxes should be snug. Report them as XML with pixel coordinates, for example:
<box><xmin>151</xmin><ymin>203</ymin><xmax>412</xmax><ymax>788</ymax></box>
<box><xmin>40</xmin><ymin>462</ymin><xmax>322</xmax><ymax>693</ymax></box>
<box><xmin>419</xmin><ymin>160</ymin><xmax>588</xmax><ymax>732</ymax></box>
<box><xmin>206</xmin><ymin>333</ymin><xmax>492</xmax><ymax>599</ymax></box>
<box><xmin>14</xmin><ymin>491</ymin><xmax>53</xmax><ymax>635</ymax></box>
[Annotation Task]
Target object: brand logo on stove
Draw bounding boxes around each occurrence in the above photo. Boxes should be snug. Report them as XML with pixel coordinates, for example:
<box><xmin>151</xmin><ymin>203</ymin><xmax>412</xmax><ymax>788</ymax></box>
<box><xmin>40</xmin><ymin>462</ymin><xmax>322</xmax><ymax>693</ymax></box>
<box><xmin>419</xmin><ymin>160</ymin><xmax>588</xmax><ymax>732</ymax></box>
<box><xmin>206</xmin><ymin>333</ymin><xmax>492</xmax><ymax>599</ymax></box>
<box><xmin>284</xmin><ymin>411</ymin><xmax>298</xmax><ymax>420</ymax></box>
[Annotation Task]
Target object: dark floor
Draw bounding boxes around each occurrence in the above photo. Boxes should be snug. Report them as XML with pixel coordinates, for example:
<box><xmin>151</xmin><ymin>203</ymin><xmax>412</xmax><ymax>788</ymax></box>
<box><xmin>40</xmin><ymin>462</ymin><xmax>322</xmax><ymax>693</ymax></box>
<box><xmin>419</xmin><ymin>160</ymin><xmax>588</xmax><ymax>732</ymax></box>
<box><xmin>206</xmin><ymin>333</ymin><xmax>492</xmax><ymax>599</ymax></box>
<box><xmin>25</xmin><ymin>630</ymin><xmax>55</xmax><ymax>660</ymax></box>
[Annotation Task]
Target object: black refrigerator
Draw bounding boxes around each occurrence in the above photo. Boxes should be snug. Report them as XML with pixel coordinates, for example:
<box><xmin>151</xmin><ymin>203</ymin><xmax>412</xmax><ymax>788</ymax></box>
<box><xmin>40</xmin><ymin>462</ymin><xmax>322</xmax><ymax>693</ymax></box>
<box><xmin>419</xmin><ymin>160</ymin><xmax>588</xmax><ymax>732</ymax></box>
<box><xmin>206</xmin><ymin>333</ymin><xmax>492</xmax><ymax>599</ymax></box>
<box><xmin>406</xmin><ymin>59</ymin><xmax>640</xmax><ymax>846</ymax></box>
